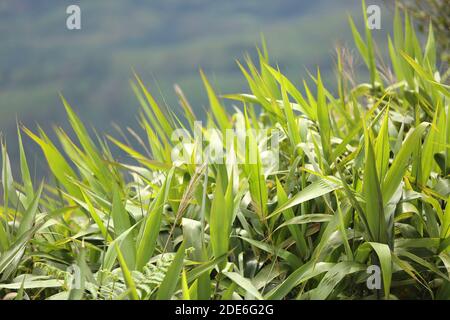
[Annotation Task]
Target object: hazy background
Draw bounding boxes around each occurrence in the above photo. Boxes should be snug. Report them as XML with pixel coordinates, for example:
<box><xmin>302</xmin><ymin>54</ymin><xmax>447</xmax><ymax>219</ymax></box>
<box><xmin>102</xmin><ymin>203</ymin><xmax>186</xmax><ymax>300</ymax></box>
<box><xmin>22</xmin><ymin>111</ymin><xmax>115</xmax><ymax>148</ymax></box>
<box><xmin>0</xmin><ymin>0</ymin><xmax>388</xmax><ymax>169</ymax></box>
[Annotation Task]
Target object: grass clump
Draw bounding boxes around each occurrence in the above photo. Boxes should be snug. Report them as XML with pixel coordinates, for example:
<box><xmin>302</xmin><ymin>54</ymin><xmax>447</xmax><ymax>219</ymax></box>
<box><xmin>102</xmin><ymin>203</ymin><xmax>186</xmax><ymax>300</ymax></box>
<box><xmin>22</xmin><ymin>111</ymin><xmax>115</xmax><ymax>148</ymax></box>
<box><xmin>0</xmin><ymin>4</ymin><xmax>449</xmax><ymax>300</ymax></box>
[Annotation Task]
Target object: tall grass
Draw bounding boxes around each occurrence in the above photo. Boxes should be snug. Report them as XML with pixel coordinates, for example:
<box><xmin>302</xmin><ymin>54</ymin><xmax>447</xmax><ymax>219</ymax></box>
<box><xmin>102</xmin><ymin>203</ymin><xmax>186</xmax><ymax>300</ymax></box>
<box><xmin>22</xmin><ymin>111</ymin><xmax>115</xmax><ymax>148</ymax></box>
<box><xmin>0</xmin><ymin>4</ymin><xmax>449</xmax><ymax>300</ymax></box>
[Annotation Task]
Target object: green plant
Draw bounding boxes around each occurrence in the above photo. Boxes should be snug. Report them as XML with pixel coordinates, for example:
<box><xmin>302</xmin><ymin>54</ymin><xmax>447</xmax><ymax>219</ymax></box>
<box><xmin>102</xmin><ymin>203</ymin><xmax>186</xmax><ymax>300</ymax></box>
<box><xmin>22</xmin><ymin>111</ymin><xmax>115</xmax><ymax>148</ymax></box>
<box><xmin>393</xmin><ymin>0</ymin><xmax>450</xmax><ymax>64</ymax></box>
<box><xmin>0</xmin><ymin>3</ymin><xmax>449</xmax><ymax>300</ymax></box>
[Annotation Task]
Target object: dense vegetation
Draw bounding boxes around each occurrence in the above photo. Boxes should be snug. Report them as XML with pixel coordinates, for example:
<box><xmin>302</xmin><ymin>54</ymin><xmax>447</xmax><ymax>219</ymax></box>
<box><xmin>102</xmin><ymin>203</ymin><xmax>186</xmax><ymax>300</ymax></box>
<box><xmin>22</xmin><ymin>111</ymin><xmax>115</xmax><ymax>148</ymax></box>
<box><xmin>0</xmin><ymin>5</ymin><xmax>449</xmax><ymax>300</ymax></box>
<box><xmin>394</xmin><ymin>0</ymin><xmax>449</xmax><ymax>63</ymax></box>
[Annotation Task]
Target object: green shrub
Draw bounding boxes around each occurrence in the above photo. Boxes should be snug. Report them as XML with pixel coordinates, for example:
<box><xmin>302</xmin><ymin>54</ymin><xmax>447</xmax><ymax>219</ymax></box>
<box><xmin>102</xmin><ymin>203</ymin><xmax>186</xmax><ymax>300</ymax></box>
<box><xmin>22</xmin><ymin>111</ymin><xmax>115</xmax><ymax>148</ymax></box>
<box><xmin>0</xmin><ymin>4</ymin><xmax>449</xmax><ymax>300</ymax></box>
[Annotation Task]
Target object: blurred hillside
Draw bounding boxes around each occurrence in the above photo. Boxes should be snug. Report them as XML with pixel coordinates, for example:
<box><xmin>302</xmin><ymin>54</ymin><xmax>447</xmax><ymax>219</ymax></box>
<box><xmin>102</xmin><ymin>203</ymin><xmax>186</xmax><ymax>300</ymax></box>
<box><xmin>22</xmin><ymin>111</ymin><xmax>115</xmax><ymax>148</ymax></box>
<box><xmin>0</xmin><ymin>0</ymin><xmax>388</xmax><ymax>165</ymax></box>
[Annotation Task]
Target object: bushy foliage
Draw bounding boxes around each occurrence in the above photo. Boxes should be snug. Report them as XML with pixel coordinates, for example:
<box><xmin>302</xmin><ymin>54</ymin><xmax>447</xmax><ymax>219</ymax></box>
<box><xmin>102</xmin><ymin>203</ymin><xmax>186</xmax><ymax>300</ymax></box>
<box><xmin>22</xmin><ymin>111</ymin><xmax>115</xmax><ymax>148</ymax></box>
<box><xmin>0</xmin><ymin>5</ymin><xmax>449</xmax><ymax>300</ymax></box>
<box><xmin>394</xmin><ymin>0</ymin><xmax>450</xmax><ymax>63</ymax></box>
